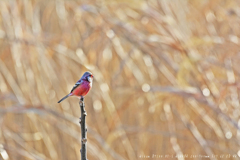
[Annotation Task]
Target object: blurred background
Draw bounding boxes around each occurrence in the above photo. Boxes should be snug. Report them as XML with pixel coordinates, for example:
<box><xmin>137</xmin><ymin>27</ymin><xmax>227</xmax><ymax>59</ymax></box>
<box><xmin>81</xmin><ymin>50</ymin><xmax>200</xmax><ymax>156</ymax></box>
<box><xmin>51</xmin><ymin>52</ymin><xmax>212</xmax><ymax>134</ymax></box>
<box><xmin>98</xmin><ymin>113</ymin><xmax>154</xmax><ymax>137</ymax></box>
<box><xmin>0</xmin><ymin>0</ymin><xmax>240</xmax><ymax>160</ymax></box>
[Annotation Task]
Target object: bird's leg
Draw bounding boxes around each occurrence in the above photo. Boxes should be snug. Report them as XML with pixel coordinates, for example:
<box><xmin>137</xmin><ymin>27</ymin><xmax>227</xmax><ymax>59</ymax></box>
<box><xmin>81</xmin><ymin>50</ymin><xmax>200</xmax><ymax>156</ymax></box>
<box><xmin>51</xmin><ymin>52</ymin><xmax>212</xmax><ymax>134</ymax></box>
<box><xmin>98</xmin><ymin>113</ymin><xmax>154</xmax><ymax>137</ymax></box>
<box><xmin>79</xmin><ymin>96</ymin><xmax>84</xmax><ymax>104</ymax></box>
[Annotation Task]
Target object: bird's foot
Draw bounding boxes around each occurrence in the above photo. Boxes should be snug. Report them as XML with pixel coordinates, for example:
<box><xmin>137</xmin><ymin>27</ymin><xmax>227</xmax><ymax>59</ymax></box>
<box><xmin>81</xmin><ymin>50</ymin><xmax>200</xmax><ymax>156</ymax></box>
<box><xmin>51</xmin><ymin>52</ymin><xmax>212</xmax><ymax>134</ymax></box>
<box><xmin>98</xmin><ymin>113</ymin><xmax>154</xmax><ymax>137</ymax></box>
<box><xmin>79</xmin><ymin>96</ymin><xmax>84</xmax><ymax>105</ymax></box>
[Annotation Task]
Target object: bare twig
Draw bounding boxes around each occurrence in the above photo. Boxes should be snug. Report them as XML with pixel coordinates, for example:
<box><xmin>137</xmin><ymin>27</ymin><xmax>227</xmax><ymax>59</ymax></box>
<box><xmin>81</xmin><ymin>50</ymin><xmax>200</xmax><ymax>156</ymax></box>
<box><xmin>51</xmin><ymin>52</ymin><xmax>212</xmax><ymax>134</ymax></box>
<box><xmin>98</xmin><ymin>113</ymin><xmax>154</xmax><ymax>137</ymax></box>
<box><xmin>79</xmin><ymin>97</ymin><xmax>87</xmax><ymax>160</ymax></box>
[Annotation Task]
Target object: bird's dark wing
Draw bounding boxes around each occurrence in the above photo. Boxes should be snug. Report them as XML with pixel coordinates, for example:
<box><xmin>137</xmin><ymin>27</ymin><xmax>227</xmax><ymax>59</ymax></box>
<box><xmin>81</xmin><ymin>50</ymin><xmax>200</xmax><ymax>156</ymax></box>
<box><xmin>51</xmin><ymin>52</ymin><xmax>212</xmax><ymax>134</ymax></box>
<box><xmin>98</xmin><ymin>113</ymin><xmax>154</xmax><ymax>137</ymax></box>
<box><xmin>70</xmin><ymin>80</ymin><xmax>83</xmax><ymax>93</ymax></box>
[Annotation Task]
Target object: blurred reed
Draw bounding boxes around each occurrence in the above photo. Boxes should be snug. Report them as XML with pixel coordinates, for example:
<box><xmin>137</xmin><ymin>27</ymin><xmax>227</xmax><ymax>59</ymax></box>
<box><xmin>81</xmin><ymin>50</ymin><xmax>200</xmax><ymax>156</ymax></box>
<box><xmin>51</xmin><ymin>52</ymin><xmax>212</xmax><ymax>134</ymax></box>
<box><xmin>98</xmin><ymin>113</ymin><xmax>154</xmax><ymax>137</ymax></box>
<box><xmin>0</xmin><ymin>0</ymin><xmax>240</xmax><ymax>160</ymax></box>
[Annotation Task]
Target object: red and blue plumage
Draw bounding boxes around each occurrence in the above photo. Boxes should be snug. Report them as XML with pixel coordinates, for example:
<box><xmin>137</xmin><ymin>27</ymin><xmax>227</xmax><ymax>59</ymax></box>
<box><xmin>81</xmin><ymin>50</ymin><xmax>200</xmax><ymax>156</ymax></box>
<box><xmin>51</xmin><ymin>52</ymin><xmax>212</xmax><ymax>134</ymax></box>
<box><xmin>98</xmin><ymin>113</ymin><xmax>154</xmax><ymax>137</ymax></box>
<box><xmin>58</xmin><ymin>71</ymin><xmax>93</xmax><ymax>103</ymax></box>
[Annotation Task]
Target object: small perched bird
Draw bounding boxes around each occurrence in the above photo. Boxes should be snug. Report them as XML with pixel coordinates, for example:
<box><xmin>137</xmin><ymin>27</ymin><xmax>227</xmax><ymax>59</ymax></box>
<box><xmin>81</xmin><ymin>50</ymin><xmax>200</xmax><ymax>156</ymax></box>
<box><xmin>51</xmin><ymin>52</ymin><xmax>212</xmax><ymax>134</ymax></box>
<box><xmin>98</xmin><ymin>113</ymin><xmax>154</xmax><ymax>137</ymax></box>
<box><xmin>58</xmin><ymin>71</ymin><xmax>94</xmax><ymax>103</ymax></box>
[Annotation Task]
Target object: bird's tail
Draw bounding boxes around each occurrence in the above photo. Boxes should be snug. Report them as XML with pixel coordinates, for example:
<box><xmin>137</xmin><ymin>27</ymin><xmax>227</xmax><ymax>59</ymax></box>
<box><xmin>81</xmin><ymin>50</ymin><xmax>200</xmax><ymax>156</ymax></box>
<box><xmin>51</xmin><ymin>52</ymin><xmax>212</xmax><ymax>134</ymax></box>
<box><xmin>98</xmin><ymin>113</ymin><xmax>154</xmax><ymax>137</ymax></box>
<box><xmin>58</xmin><ymin>94</ymin><xmax>70</xmax><ymax>103</ymax></box>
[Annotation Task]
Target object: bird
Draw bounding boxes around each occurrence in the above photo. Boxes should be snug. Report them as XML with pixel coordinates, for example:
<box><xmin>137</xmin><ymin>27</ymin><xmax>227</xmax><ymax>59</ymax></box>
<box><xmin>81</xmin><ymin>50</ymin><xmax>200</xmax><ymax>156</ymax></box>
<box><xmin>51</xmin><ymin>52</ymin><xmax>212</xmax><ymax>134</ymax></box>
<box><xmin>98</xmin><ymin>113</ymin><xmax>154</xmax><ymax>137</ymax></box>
<box><xmin>58</xmin><ymin>71</ymin><xmax>94</xmax><ymax>103</ymax></box>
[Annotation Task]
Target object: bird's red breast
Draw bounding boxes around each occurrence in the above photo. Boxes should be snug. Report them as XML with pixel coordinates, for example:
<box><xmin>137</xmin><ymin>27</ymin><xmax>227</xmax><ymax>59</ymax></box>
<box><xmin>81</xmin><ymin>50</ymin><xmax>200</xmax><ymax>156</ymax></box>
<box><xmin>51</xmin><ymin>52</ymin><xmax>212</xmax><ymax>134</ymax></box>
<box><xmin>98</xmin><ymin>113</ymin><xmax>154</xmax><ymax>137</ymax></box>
<box><xmin>71</xmin><ymin>80</ymin><xmax>91</xmax><ymax>97</ymax></box>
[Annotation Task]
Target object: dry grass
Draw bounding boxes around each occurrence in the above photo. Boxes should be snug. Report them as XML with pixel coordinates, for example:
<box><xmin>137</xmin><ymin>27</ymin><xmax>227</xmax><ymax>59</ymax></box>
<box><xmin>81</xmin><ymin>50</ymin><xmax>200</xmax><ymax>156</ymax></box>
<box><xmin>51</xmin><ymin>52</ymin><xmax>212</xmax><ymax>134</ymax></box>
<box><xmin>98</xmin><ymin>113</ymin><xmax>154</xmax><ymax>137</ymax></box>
<box><xmin>0</xmin><ymin>0</ymin><xmax>240</xmax><ymax>160</ymax></box>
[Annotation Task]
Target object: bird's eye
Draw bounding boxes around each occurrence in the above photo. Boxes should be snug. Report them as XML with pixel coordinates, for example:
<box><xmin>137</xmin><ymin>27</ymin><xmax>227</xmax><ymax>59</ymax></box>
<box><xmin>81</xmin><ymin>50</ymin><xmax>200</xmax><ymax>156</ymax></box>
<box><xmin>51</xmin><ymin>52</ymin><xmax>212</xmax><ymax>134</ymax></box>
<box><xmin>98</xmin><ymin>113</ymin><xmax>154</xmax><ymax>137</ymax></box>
<box><xmin>87</xmin><ymin>76</ymin><xmax>92</xmax><ymax>82</ymax></box>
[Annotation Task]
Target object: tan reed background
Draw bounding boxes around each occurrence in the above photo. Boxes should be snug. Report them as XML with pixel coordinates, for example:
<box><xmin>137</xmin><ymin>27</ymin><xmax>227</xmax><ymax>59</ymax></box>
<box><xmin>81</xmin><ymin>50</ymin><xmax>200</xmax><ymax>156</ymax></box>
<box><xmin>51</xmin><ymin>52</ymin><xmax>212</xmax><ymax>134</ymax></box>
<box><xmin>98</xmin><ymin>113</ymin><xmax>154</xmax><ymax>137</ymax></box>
<box><xmin>0</xmin><ymin>0</ymin><xmax>240</xmax><ymax>160</ymax></box>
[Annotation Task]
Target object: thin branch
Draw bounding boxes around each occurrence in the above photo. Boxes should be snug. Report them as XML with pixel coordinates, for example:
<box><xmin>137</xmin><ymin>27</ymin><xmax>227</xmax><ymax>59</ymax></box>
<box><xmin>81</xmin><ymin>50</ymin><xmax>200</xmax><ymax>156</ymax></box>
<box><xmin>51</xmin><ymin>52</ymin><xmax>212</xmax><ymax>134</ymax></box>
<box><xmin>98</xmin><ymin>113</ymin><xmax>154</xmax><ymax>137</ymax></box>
<box><xmin>79</xmin><ymin>97</ymin><xmax>87</xmax><ymax>160</ymax></box>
